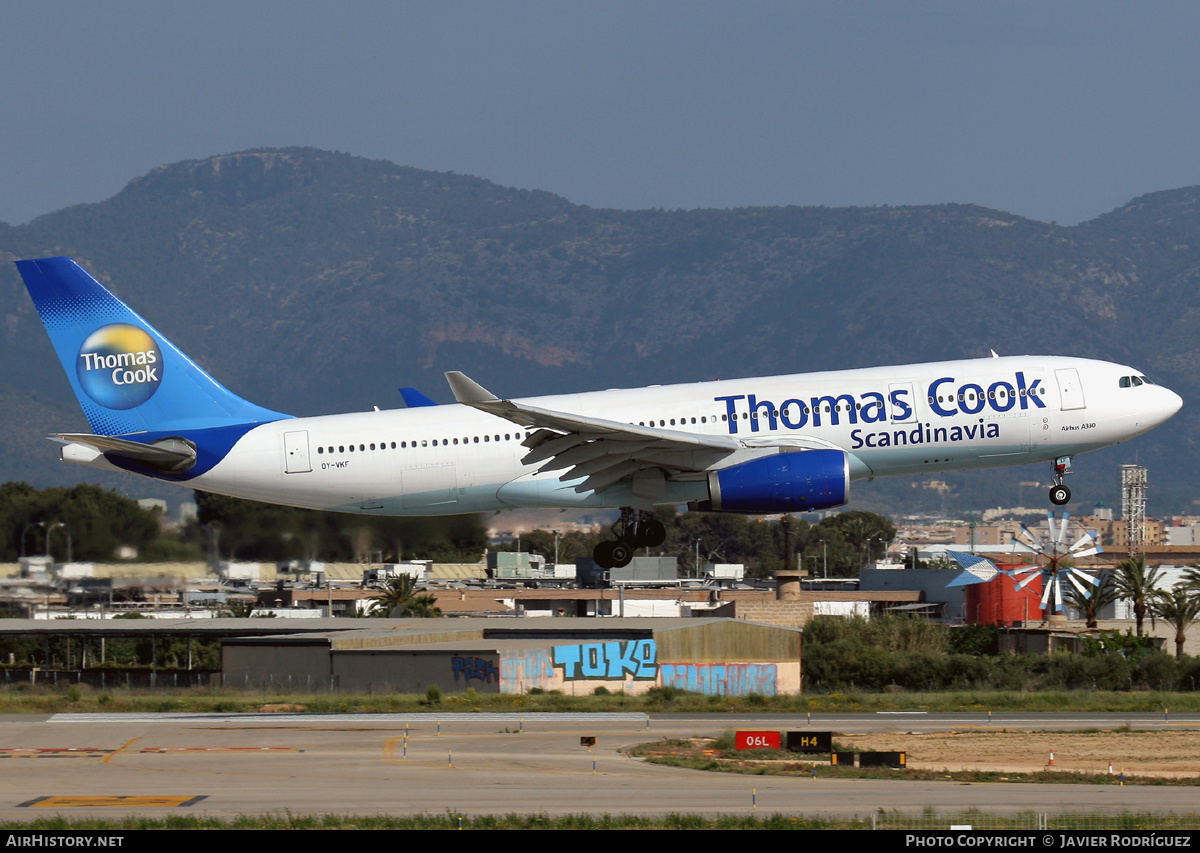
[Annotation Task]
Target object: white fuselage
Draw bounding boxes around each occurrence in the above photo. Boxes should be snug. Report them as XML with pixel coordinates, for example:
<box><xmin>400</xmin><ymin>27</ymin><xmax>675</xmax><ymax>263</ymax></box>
<box><xmin>78</xmin><ymin>355</ymin><xmax>1181</xmax><ymax>515</ymax></box>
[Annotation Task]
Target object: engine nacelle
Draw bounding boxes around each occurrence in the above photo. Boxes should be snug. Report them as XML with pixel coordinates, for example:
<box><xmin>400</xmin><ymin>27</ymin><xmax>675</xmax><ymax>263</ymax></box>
<box><xmin>692</xmin><ymin>449</ymin><xmax>849</xmax><ymax>514</ymax></box>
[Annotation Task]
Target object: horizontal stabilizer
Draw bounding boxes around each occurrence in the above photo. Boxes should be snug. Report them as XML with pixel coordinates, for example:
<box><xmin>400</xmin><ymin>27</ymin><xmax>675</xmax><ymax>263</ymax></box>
<box><xmin>52</xmin><ymin>433</ymin><xmax>197</xmax><ymax>474</ymax></box>
<box><xmin>398</xmin><ymin>387</ymin><xmax>438</xmax><ymax>408</ymax></box>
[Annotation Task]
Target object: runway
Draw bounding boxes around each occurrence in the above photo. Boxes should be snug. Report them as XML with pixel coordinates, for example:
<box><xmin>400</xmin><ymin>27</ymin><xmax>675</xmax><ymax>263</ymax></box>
<box><xmin>0</xmin><ymin>712</ymin><xmax>1197</xmax><ymax>820</ymax></box>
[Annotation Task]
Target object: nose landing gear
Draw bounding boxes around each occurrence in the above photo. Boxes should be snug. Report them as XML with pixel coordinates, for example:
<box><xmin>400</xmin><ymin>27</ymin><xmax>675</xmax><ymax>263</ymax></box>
<box><xmin>591</xmin><ymin>508</ymin><xmax>667</xmax><ymax>569</ymax></box>
<box><xmin>1049</xmin><ymin>456</ymin><xmax>1073</xmax><ymax>506</ymax></box>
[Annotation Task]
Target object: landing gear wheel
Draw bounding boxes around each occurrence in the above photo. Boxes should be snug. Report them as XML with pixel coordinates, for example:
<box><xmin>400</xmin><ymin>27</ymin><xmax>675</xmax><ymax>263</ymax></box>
<box><xmin>1048</xmin><ymin>456</ymin><xmax>1074</xmax><ymax>507</ymax></box>
<box><xmin>593</xmin><ymin>541</ymin><xmax>616</xmax><ymax>569</ymax></box>
<box><xmin>1049</xmin><ymin>485</ymin><xmax>1071</xmax><ymax>506</ymax></box>
<box><xmin>639</xmin><ymin>519</ymin><xmax>666</xmax><ymax>548</ymax></box>
<box><xmin>609</xmin><ymin>541</ymin><xmax>633</xmax><ymax>568</ymax></box>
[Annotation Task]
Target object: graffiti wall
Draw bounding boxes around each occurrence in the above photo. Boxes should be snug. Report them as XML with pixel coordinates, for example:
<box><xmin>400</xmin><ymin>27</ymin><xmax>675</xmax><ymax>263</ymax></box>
<box><xmin>491</xmin><ymin>639</ymin><xmax>799</xmax><ymax>696</ymax></box>
<box><xmin>660</xmin><ymin>662</ymin><xmax>778</xmax><ymax>696</ymax></box>
<box><xmin>498</xmin><ymin>647</ymin><xmax>555</xmax><ymax>693</ymax></box>
<box><xmin>552</xmin><ymin>639</ymin><xmax>658</xmax><ymax>680</ymax></box>
<box><xmin>451</xmin><ymin>656</ymin><xmax>500</xmax><ymax>687</ymax></box>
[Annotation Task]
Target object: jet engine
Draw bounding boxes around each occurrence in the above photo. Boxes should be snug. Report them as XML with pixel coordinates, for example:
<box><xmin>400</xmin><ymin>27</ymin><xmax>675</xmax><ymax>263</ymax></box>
<box><xmin>690</xmin><ymin>449</ymin><xmax>849</xmax><ymax>514</ymax></box>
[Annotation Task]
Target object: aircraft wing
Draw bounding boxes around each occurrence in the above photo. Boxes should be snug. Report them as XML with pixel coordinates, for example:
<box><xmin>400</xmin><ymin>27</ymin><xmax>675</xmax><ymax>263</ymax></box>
<box><xmin>445</xmin><ymin>371</ymin><xmax>741</xmax><ymax>493</ymax></box>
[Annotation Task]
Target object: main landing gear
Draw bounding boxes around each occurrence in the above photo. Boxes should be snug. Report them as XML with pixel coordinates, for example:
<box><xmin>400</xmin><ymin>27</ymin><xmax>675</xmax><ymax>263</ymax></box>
<box><xmin>592</xmin><ymin>508</ymin><xmax>667</xmax><ymax>570</ymax></box>
<box><xmin>1049</xmin><ymin>455</ymin><xmax>1073</xmax><ymax>506</ymax></box>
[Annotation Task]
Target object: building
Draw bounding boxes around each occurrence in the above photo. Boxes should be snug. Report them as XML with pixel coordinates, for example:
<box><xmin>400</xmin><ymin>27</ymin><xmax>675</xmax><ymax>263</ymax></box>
<box><xmin>222</xmin><ymin>617</ymin><xmax>801</xmax><ymax>696</ymax></box>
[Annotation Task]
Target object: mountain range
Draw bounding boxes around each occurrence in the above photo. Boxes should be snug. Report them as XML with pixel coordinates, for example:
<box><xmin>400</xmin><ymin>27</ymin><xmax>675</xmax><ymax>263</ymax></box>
<box><xmin>1</xmin><ymin>148</ymin><xmax>1196</xmax><ymax>517</ymax></box>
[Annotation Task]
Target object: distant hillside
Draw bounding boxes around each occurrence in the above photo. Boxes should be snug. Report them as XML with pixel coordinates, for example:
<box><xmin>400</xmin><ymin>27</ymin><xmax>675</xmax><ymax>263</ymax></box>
<box><xmin>1</xmin><ymin>148</ymin><xmax>1196</xmax><ymax>514</ymax></box>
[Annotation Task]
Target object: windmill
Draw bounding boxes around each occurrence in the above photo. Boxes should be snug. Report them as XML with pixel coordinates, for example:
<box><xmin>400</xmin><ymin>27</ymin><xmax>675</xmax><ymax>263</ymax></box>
<box><xmin>1006</xmin><ymin>512</ymin><xmax>1104</xmax><ymax>616</ymax></box>
<box><xmin>946</xmin><ymin>512</ymin><xmax>1103</xmax><ymax>617</ymax></box>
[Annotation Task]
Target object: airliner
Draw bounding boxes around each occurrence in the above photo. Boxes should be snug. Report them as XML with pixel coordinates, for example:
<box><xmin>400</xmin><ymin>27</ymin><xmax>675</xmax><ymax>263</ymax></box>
<box><xmin>16</xmin><ymin>257</ymin><xmax>1183</xmax><ymax>568</ymax></box>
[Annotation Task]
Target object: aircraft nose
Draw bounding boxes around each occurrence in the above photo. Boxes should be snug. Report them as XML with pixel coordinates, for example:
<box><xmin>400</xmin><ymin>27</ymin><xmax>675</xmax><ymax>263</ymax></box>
<box><xmin>1157</xmin><ymin>385</ymin><xmax>1183</xmax><ymax>423</ymax></box>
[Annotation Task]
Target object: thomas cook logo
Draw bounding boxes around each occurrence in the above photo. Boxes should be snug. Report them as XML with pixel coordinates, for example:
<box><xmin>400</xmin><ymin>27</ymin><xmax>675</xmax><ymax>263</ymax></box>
<box><xmin>76</xmin><ymin>324</ymin><xmax>163</xmax><ymax>410</ymax></box>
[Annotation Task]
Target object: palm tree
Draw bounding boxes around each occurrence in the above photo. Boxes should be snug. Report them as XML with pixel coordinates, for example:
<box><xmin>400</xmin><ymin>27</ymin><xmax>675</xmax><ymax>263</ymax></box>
<box><xmin>1150</xmin><ymin>584</ymin><xmax>1200</xmax><ymax>658</ymax></box>
<box><xmin>1180</xmin><ymin>564</ymin><xmax>1200</xmax><ymax>592</ymax></box>
<box><xmin>1113</xmin><ymin>556</ymin><xmax>1165</xmax><ymax>637</ymax></box>
<box><xmin>368</xmin><ymin>575</ymin><xmax>441</xmax><ymax>618</ymax></box>
<box><xmin>1065</xmin><ymin>570</ymin><xmax>1120</xmax><ymax>629</ymax></box>
<box><xmin>368</xmin><ymin>575</ymin><xmax>417</xmax><ymax>617</ymax></box>
<box><xmin>403</xmin><ymin>594</ymin><xmax>443</xmax><ymax>618</ymax></box>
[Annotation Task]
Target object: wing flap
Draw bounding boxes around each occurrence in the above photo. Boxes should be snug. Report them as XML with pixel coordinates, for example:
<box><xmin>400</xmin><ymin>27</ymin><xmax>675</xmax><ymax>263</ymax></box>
<box><xmin>445</xmin><ymin>371</ymin><xmax>737</xmax><ymax>449</ymax></box>
<box><xmin>446</xmin><ymin>371</ymin><xmax>739</xmax><ymax>492</ymax></box>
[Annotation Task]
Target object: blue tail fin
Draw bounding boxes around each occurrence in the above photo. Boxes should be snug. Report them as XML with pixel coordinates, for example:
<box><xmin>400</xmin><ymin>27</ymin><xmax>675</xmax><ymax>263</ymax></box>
<box><xmin>399</xmin><ymin>386</ymin><xmax>438</xmax><ymax>408</ymax></box>
<box><xmin>17</xmin><ymin>257</ymin><xmax>290</xmax><ymax>436</ymax></box>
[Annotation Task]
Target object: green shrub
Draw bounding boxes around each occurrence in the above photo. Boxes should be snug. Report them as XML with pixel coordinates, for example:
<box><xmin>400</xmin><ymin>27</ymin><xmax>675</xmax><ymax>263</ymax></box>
<box><xmin>646</xmin><ymin>685</ymin><xmax>685</xmax><ymax>701</ymax></box>
<box><xmin>1136</xmin><ymin>654</ymin><xmax>1180</xmax><ymax>691</ymax></box>
<box><xmin>948</xmin><ymin>624</ymin><xmax>999</xmax><ymax>655</ymax></box>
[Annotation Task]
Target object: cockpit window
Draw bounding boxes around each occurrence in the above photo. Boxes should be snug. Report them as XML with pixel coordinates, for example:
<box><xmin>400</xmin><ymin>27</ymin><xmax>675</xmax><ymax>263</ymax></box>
<box><xmin>1120</xmin><ymin>376</ymin><xmax>1131</xmax><ymax>388</ymax></box>
<box><xmin>1131</xmin><ymin>376</ymin><xmax>1144</xmax><ymax>387</ymax></box>
<box><xmin>1139</xmin><ymin>375</ymin><xmax>1155</xmax><ymax>385</ymax></box>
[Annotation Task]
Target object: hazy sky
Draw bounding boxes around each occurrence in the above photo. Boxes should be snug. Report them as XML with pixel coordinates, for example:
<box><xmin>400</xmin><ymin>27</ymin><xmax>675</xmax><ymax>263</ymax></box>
<box><xmin>3</xmin><ymin>1</ymin><xmax>1199</xmax><ymax>226</ymax></box>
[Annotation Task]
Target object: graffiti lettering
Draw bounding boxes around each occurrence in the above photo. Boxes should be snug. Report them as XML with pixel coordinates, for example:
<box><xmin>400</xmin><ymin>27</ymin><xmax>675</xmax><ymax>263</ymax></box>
<box><xmin>552</xmin><ymin>639</ymin><xmax>658</xmax><ymax>680</ymax></box>
<box><xmin>451</xmin><ymin>656</ymin><xmax>499</xmax><ymax>685</ymax></box>
<box><xmin>499</xmin><ymin>648</ymin><xmax>554</xmax><ymax>693</ymax></box>
<box><xmin>660</xmin><ymin>662</ymin><xmax>778</xmax><ymax>696</ymax></box>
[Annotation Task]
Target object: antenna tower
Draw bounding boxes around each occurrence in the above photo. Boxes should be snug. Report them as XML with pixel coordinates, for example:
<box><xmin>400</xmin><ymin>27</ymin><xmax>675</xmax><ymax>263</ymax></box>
<box><xmin>1121</xmin><ymin>464</ymin><xmax>1148</xmax><ymax>556</ymax></box>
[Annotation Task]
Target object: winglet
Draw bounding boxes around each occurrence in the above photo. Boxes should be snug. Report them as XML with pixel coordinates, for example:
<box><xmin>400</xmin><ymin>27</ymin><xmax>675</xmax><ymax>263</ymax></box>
<box><xmin>445</xmin><ymin>371</ymin><xmax>500</xmax><ymax>404</ymax></box>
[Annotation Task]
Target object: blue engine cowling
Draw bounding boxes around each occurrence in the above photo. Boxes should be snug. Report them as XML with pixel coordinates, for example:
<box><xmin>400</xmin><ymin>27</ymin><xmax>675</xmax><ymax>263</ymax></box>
<box><xmin>696</xmin><ymin>449</ymin><xmax>849</xmax><ymax>513</ymax></box>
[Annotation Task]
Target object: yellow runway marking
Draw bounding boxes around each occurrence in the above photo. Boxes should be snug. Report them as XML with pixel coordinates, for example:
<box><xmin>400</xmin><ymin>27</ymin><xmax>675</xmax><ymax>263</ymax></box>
<box><xmin>19</xmin><ymin>795</ymin><xmax>208</xmax><ymax>808</ymax></box>
<box><xmin>0</xmin><ymin>748</ymin><xmax>106</xmax><ymax>758</ymax></box>
<box><xmin>103</xmin><ymin>736</ymin><xmax>141</xmax><ymax>765</ymax></box>
<box><xmin>383</xmin><ymin>736</ymin><xmax>405</xmax><ymax>762</ymax></box>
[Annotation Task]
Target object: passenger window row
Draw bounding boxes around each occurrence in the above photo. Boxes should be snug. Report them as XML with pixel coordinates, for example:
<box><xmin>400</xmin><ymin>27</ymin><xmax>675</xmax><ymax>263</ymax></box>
<box><xmin>638</xmin><ymin>416</ymin><xmax>714</xmax><ymax>426</ymax></box>
<box><xmin>316</xmin><ymin>432</ymin><xmax>528</xmax><ymax>455</ymax></box>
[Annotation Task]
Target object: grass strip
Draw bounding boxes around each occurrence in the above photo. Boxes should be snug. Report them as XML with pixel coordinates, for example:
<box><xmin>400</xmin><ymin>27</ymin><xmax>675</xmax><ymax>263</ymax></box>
<box><xmin>7</xmin><ymin>685</ymin><xmax>1200</xmax><ymax>714</ymax></box>
<box><xmin>630</xmin><ymin>735</ymin><xmax>1200</xmax><ymax>786</ymax></box>
<box><xmin>4</xmin><ymin>811</ymin><xmax>1200</xmax><ymax>830</ymax></box>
